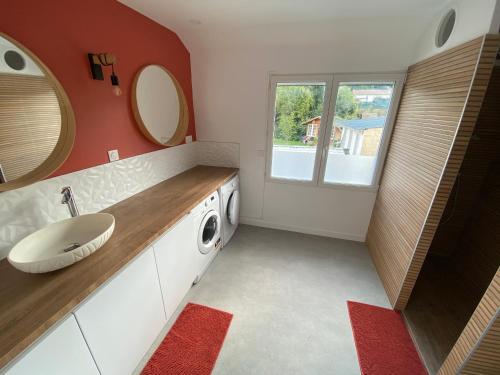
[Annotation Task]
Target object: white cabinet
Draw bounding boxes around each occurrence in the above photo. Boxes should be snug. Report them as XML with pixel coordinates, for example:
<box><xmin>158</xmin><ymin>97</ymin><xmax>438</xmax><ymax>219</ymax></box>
<box><xmin>74</xmin><ymin>247</ymin><xmax>166</xmax><ymax>375</ymax></box>
<box><xmin>5</xmin><ymin>315</ymin><xmax>99</xmax><ymax>375</ymax></box>
<box><xmin>153</xmin><ymin>213</ymin><xmax>198</xmax><ymax>320</ymax></box>
<box><xmin>5</xmin><ymin>212</ymin><xmax>200</xmax><ymax>374</ymax></box>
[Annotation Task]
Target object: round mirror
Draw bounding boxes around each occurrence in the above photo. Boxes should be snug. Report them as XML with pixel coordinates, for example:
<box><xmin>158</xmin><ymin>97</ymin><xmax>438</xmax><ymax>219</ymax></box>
<box><xmin>0</xmin><ymin>33</ymin><xmax>75</xmax><ymax>192</ymax></box>
<box><xmin>132</xmin><ymin>65</ymin><xmax>188</xmax><ymax>146</ymax></box>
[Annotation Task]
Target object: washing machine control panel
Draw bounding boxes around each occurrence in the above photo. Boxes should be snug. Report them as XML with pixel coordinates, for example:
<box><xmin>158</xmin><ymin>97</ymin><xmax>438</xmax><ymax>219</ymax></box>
<box><xmin>204</xmin><ymin>194</ymin><xmax>216</xmax><ymax>207</ymax></box>
<box><xmin>193</xmin><ymin>191</ymin><xmax>220</xmax><ymax>219</ymax></box>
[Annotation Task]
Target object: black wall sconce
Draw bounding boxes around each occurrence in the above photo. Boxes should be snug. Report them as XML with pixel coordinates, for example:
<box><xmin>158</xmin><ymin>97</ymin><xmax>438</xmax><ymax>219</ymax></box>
<box><xmin>88</xmin><ymin>53</ymin><xmax>122</xmax><ymax>96</ymax></box>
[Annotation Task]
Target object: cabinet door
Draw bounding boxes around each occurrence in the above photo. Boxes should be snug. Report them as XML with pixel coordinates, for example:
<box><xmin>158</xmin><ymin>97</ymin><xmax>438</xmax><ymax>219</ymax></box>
<box><xmin>5</xmin><ymin>315</ymin><xmax>99</xmax><ymax>375</ymax></box>
<box><xmin>74</xmin><ymin>247</ymin><xmax>166</xmax><ymax>375</ymax></box>
<box><xmin>154</xmin><ymin>213</ymin><xmax>197</xmax><ymax>320</ymax></box>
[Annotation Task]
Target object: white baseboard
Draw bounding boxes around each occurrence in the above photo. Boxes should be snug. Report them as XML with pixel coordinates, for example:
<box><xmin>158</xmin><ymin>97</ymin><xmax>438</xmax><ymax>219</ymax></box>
<box><xmin>239</xmin><ymin>216</ymin><xmax>365</xmax><ymax>242</ymax></box>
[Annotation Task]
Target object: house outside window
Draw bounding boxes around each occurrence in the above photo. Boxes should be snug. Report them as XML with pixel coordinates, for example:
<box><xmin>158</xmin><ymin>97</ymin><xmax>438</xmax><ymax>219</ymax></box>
<box><xmin>304</xmin><ymin>116</ymin><xmax>321</xmax><ymax>139</ymax></box>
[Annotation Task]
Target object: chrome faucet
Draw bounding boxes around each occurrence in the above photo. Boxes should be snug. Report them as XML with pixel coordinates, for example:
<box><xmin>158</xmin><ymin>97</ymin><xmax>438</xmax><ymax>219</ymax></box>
<box><xmin>61</xmin><ymin>186</ymin><xmax>80</xmax><ymax>217</ymax></box>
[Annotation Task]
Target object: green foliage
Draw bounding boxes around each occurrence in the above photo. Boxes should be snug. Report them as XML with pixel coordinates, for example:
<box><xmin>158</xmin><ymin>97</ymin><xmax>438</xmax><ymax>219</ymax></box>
<box><xmin>273</xmin><ymin>84</ymin><xmax>392</xmax><ymax>144</ymax></box>
<box><xmin>272</xmin><ymin>138</ymin><xmax>305</xmax><ymax>146</ymax></box>
<box><xmin>334</xmin><ymin>86</ymin><xmax>359</xmax><ymax>119</ymax></box>
<box><xmin>274</xmin><ymin>85</ymin><xmax>324</xmax><ymax>142</ymax></box>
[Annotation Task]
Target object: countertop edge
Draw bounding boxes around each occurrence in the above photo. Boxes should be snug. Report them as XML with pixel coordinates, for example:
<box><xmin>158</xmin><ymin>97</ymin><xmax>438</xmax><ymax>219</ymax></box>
<box><xmin>0</xmin><ymin>165</ymin><xmax>238</xmax><ymax>369</ymax></box>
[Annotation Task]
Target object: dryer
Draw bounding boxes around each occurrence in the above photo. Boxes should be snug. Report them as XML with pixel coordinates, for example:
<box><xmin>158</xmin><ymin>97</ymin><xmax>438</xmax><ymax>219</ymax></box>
<box><xmin>192</xmin><ymin>190</ymin><xmax>222</xmax><ymax>283</ymax></box>
<box><xmin>219</xmin><ymin>174</ymin><xmax>240</xmax><ymax>246</ymax></box>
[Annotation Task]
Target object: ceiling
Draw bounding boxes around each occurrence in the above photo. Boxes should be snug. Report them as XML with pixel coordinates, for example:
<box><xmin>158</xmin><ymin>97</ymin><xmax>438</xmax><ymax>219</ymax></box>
<box><xmin>119</xmin><ymin>0</ymin><xmax>450</xmax><ymax>49</ymax></box>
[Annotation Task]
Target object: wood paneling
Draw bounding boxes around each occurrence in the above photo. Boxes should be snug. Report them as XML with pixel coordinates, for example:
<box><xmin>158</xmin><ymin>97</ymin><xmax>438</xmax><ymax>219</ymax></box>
<box><xmin>403</xmin><ymin>258</ymin><xmax>481</xmax><ymax>374</ymax></box>
<box><xmin>366</xmin><ymin>35</ymin><xmax>500</xmax><ymax>310</ymax></box>
<box><xmin>450</xmin><ymin>68</ymin><xmax>500</xmax><ymax>298</ymax></box>
<box><xmin>453</xmin><ymin>165</ymin><xmax>500</xmax><ymax>296</ymax></box>
<box><xmin>438</xmin><ymin>268</ymin><xmax>500</xmax><ymax>375</ymax></box>
<box><xmin>437</xmin><ymin>66</ymin><xmax>500</xmax><ymax>375</ymax></box>
<box><xmin>404</xmin><ymin>64</ymin><xmax>500</xmax><ymax>374</ymax></box>
<box><xmin>430</xmin><ymin>67</ymin><xmax>500</xmax><ymax>258</ymax></box>
<box><xmin>0</xmin><ymin>166</ymin><xmax>238</xmax><ymax>369</ymax></box>
<box><xmin>459</xmin><ymin>312</ymin><xmax>500</xmax><ymax>375</ymax></box>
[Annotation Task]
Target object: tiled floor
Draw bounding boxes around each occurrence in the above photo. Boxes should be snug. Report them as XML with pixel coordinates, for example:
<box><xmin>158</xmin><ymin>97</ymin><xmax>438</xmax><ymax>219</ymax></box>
<box><xmin>136</xmin><ymin>225</ymin><xmax>390</xmax><ymax>374</ymax></box>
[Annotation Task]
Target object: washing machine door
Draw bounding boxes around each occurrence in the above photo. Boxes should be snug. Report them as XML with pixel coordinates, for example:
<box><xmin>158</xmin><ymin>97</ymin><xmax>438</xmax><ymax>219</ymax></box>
<box><xmin>198</xmin><ymin>210</ymin><xmax>221</xmax><ymax>254</ymax></box>
<box><xmin>227</xmin><ymin>190</ymin><xmax>239</xmax><ymax>225</ymax></box>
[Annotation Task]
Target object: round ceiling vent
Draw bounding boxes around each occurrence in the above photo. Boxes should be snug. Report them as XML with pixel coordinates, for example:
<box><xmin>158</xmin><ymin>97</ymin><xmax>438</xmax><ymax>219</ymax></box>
<box><xmin>4</xmin><ymin>50</ymin><xmax>26</xmax><ymax>71</ymax></box>
<box><xmin>436</xmin><ymin>9</ymin><xmax>456</xmax><ymax>48</ymax></box>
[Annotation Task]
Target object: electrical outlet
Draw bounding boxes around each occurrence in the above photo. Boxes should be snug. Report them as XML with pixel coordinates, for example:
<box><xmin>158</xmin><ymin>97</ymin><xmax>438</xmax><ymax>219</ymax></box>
<box><xmin>185</xmin><ymin>135</ymin><xmax>193</xmax><ymax>143</ymax></box>
<box><xmin>107</xmin><ymin>149</ymin><xmax>119</xmax><ymax>162</ymax></box>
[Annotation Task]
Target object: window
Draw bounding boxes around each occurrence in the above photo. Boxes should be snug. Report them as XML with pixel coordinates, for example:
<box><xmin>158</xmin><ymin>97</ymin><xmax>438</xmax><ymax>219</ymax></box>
<box><xmin>322</xmin><ymin>81</ymin><xmax>395</xmax><ymax>186</ymax></box>
<box><xmin>267</xmin><ymin>76</ymin><xmax>331</xmax><ymax>182</ymax></box>
<box><xmin>266</xmin><ymin>74</ymin><xmax>403</xmax><ymax>188</ymax></box>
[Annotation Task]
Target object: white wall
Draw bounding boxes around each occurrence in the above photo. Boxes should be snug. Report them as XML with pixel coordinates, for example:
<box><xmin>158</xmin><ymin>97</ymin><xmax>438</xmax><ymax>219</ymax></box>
<box><xmin>115</xmin><ymin>0</ymin><xmax>499</xmax><ymax>242</ymax></box>
<box><xmin>191</xmin><ymin>16</ymin><xmax>427</xmax><ymax>241</ymax></box>
<box><xmin>413</xmin><ymin>0</ymin><xmax>499</xmax><ymax>62</ymax></box>
<box><xmin>493</xmin><ymin>0</ymin><xmax>500</xmax><ymax>33</ymax></box>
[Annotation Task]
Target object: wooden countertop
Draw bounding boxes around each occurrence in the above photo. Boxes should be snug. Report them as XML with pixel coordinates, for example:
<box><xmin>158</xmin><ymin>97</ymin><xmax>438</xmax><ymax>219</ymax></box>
<box><xmin>0</xmin><ymin>165</ymin><xmax>238</xmax><ymax>368</ymax></box>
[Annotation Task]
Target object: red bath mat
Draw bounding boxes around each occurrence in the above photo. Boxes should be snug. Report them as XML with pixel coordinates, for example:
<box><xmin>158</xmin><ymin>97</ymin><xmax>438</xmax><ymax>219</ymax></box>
<box><xmin>347</xmin><ymin>301</ymin><xmax>427</xmax><ymax>375</ymax></box>
<box><xmin>141</xmin><ymin>303</ymin><xmax>233</xmax><ymax>375</ymax></box>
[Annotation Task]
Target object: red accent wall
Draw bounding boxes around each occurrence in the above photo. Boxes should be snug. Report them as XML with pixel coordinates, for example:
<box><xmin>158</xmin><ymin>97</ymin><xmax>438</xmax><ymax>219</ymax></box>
<box><xmin>1</xmin><ymin>0</ymin><xmax>196</xmax><ymax>177</ymax></box>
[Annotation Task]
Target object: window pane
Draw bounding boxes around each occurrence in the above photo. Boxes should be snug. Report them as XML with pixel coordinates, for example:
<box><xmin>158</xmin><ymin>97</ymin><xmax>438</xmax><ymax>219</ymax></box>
<box><xmin>270</xmin><ymin>83</ymin><xmax>326</xmax><ymax>181</ymax></box>
<box><xmin>323</xmin><ymin>83</ymin><xmax>395</xmax><ymax>186</ymax></box>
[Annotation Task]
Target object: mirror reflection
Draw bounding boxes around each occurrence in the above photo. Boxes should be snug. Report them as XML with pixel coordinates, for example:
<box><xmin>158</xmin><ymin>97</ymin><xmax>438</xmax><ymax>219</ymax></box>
<box><xmin>0</xmin><ymin>35</ymin><xmax>63</xmax><ymax>185</ymax></box>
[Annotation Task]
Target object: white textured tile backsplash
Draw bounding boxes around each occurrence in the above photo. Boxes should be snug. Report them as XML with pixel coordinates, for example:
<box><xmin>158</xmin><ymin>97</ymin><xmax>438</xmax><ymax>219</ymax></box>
<box><xmin>197</xmin><ymin>141</ymin><xmax>240</xmax><ymax>168</ymax></box>
<box><xmin>0</xmin><ymin>141</ymin><xmax>240</xmax><ymax>260</ymax></box>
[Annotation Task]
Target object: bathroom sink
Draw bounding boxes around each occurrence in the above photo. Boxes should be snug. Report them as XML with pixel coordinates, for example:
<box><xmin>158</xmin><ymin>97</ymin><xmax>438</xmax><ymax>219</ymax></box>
<box><xmin>8</xmin><ymin>213</ymin><xmax>115</xmax><ymax>273</ymax></box>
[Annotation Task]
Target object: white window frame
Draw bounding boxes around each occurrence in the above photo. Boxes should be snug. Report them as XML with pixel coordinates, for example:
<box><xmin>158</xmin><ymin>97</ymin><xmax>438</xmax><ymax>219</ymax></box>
<box><xmin>318</xmin><ymin>73</ymin><xmax>405</xmax><ymax>189</ymax></box>
<box><xmin>265</xmin><ymin>74</ymin><xmax>334</xmax><ymax>186</ymax></box>
<box><xmin>265</xmin><ymin>72</ymin><xmax>405</xmax><ymax>191</ymax></box>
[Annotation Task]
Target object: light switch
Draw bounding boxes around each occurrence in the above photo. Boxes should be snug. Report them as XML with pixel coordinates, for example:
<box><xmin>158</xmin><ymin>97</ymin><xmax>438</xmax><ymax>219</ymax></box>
<box><xmin>185</xmin><ymin>135</ymin><xmax>193</xmax><ymax>143</ymax></box>
<box><xmin>108</xmin><ymin>149</ymin><xmax>119</xmax><ymax>162</ymax></box>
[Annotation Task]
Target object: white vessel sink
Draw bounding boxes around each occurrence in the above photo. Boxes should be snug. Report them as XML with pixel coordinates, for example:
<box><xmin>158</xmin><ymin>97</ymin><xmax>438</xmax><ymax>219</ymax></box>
<box><xmin>8</xmin><ymin>213</ymin><xmax>115</xmax><ymax>273</ymax></box>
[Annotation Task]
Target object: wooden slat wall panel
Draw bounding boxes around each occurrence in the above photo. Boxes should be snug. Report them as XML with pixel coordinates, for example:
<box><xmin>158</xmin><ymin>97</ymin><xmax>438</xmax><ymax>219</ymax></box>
<box><xmin>431</xmin><ymin>67</ymin><xmax>500</xmax><ymax>299</ymax></box>
<box><xmin>429</xmin><ymin>67</ymin><xmax>500</xmax><ymax>258</ymax></box>
<box><xmin>398</xmin><ymin>35</ymin><xmax>500</xmax><ymax>310</ymax></box>
<box><xmin>365</xmin><ymin>36</ymin><xmax>488</xmax><ymax>308</ymax></box>
<box><xmin>436</xmin><ymin>65</ymin><xmax>500</xmax><ymax>375</ymax></box>
<box><xmin>0</xmin><ymin>73</ymin><xmax>60</xmax><ymax>181</ymax></box>
<box><xmin>395</xmin><ymin>35</ymin><xmax>500</xmax><ymax>309</ymax></box>
<box><xmin>460</xmin><ymin>314</ymin><xmax>500</xmax><ymax>375</ymax></box>
<box><xmin>454</xmin><ymin>165</ymin><xmax>500</xmax><ymax>293</ymax></box>
<box><xmin>438</xmin><ymin>269</ymin><xmax>500</xmax><ymax>375</ymax></box>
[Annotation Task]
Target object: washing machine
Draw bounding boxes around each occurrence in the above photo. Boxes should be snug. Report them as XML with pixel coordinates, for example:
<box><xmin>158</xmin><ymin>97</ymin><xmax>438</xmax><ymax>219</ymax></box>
<box><xmin>192</xmin><ymin>190</ymin><xmax>222</xmax><ymax>282</ymax></box>
<box><xmin>219</xmin><ymin>174</ymin><xmax>240</xmax><ymax>247</ymax></box>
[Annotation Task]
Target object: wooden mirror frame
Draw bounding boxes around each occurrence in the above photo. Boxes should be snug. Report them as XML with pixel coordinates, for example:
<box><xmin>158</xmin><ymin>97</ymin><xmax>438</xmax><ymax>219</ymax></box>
<box><xmin>0</xmin><ymin>33</ymin><xmax>75</xmax><ymax>192</ymax></box>
<box><xmin>131</xmin><ymin>65</ymin><xmax>189</xmax><ymax>147</ymax></box>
